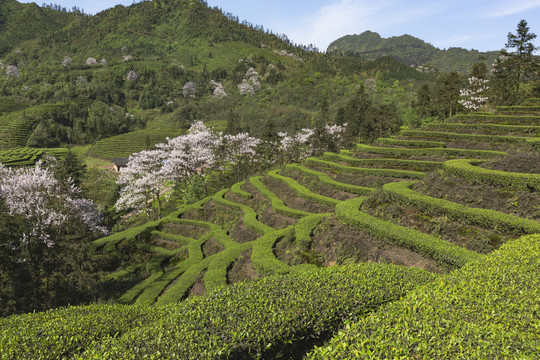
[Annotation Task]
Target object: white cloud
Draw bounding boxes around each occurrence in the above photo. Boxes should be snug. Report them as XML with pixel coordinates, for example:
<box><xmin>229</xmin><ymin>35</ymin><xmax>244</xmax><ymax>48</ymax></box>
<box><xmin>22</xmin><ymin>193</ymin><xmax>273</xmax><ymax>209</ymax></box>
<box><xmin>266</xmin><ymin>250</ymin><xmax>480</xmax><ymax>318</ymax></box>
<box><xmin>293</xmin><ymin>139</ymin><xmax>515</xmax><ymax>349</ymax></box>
<box><xmin>277</xmin><ymin>0</ymin><xmax>451</xmax><ymax>51</ymax></box>
<box><xmin>484</xmin><ymin>0</ymin><xmax>540</xmax><ymax>17</ymax></box>
<box><xmin>279</xmin><ymin>0</ymin><xmax>392</xmax><ymax>50</ymax></box>
<box><xmin>431</xmin><ymin>35</ymin><xmax>472</xmax><ymax>49</ymax></box>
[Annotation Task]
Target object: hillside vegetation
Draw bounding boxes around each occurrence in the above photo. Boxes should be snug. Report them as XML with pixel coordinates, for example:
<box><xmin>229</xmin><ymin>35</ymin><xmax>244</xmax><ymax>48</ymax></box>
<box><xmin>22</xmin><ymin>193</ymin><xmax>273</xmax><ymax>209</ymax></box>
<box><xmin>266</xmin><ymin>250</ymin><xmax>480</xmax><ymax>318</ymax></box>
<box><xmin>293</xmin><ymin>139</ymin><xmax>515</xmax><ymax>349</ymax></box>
<box><xmin>0</xmin><ymin>0</ymin><xmax>432</xmax><ymax>156</ymax></box>
<box><xmin>2</xmin><ymin>100</ymin><xmax>540</xmax><ymax>358</ymax></box>
<box><xmin>328</xmin><ymin>30</ymin><xmax>500</xmax><ymax>73</ymax></box>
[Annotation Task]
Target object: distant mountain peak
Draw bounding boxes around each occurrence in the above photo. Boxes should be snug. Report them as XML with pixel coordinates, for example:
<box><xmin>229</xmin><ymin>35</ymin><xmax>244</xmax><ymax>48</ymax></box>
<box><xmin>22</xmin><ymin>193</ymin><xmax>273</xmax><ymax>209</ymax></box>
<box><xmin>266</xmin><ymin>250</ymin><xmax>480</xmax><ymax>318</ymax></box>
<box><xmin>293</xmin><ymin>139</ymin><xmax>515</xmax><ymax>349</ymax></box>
<box><xmin>327</xmin><ymin>31</ymin><xmax>498</xmax><ymax>73</ymax></box>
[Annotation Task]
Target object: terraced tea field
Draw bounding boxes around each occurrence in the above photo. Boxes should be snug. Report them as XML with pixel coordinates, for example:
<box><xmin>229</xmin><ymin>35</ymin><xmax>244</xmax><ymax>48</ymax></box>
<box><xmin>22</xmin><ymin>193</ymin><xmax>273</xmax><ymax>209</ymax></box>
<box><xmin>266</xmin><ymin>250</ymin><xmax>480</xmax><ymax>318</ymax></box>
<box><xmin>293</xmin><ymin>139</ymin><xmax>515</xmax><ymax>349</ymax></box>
<box><xmin>0</xmin><ymin>102</ymin><xmax>74</xmax><ymax>149</ymax></box>
<box><xmin>89</xmin><ymin>129</ymin><xmax>184</xmax><ymax>159</ymax></box>
<box><xmin>0</xmin><ymin>147</ymin><xmax>68</xmax><ymax>166</ymax></box>
<box><xmin>3</xmin><ymin>100</ymin><xmax>540</xmax><ymax>358</ymax></box>
<box><xmin>93</xmin><ymin>101</ymin><xmax>540</xmax><ymax>305</ymax></box>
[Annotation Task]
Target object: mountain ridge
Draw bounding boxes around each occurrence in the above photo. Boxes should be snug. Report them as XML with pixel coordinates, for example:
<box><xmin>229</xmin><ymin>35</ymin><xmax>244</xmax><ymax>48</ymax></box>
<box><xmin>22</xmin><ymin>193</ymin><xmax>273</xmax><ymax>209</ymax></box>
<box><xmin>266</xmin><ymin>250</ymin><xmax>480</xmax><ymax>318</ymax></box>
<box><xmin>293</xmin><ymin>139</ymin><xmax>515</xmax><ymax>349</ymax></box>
<box><xmin>328</xmin><ymin>30</ymin><xmax>500</xmax><ymax>73</ymax></box>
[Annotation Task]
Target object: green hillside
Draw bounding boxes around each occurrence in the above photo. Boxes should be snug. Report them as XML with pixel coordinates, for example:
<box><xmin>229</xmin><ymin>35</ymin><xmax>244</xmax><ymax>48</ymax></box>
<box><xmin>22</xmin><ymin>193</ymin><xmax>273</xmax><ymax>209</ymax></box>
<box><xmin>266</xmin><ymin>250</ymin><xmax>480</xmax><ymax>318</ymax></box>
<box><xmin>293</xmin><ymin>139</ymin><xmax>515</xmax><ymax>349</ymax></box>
<box><xmin>2</xmin><ymin>100</ymin><xmax>540</xmax><ymax>358</ymax></box>
<box><xmin>328</xmin><ymin>30</ymin><xmax>500</xmax><ymax>73</ymax></box>
<box><xmin>1</xmin><ymin>1</ymin><xmax>540</xmax><ymax>357</ymax></box>
<box><xmin>0</xmin><ymin>0</ymin><xmax>77</xmax><ymax>56</ymax></box>
<box><xmin>0</xmin><ymin>0</ymin><xmax>434</xmax><ymax>158</ymax></box>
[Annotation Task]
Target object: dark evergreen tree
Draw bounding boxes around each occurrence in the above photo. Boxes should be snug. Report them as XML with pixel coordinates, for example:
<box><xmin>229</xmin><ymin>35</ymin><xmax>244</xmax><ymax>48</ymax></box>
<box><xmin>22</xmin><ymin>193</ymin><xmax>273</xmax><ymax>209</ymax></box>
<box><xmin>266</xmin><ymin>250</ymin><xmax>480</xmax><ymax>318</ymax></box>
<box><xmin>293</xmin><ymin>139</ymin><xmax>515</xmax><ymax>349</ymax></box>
<box><xmin>53</xmin><ymin>149</ymin><xmax>87</xmax><ymax>189</ymax></box>
<box><xmin>344</xmin><ymin>86</ymin><xmax>372</xmax><ymax>144</ymax></box>
<box><xmin>225</xmin><ymin>109</ymin><xmax>240</xmax><ymax>135</ymax></box>
<box><xmin>505</xmin><ymin>19</ymin><xmax>539</xmax><ymax>89</ymax></box>
<box><xmin>434</xmin><ymin>72</ymin><xmax>460</xmax><ymax>118</ymax></box>
<box><xmin>415</xmin><ymin>84</ymin><xmax>432</xmax><ymax>118</ymax></box>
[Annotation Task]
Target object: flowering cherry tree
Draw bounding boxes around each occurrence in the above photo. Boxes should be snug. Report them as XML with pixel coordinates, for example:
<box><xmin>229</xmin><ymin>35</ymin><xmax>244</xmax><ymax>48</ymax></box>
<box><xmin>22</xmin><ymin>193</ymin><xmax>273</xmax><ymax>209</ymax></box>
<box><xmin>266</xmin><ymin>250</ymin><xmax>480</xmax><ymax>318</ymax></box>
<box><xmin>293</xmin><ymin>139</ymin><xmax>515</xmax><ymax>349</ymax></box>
<box><xmin>61</xmin><ymin>57</ymin><xmax>72</xmax><ymax>67</ymax></box>
<box><xmin>115</xmin><ymin>149</ymin><xmax>168</xmax><ymax>220</ymax></box>
<box><xmin>158</xmin><ymin>122</ymin><xmax>218</xmax><ymax>181</ymax></box>
<box><xmin>127</xmin><ymin>69</ymin><xmax>139</xmax><ymax>81</ymax></box>
<box><xmin>183</xmin><ymin>81</ymin><xmax>197</xmax><ymax>98</ymax></box>
<box><xmin>238</xmin><ymin>67</ymin><xmax>261</xmax><ymax>95</ymax></box>
<box><xmin>0</xmin><ymin>162</ymin><xmax>107</xmax><ymax>313</ymax></box>
<box><xmin>115</xmin><ymin>122</ymin><xmax>348</xmax><ymax>217</ymax></box>
<box><xmin>458</xmin><ymin>77</ymin><xmax>490</xmax><ymax>111</ymax></box>
<box><xmin>6</xmin><ymin>65</ymin><xmax>18</xmax><ymax>77</ymax></box>
<box><xmin>210</xmin><ymin>80</ymin><xmax>227</xmax><ymax>98</ymax></box>
<box><xmin>0</xmin><ymin>162</ymin><xmax>107</xmax><ymax>247</ymax></box>
<box><xmin>86</xmin><ymin>57</ymin><xmax>97</xmax><ymax>66</ymax></box>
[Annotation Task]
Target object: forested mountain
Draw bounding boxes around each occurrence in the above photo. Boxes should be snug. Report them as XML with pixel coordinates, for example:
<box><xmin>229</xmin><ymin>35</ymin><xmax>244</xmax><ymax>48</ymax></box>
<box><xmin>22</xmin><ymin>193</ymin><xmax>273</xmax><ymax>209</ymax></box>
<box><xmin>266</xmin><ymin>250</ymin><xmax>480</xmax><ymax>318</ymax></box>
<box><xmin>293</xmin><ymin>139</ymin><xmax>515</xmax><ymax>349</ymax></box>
<box><xmin>0</xmin><ymin>0</ymin><xmax>434</xmax><ymax>150</ymax></box>
<box><xmin>328</xmin><ymin>30</ymin><xmax>500</xmax><ymax>73</ymax></box>
<box><xmin>0</xmin><ymin>0</ymin><xmax>77</xmax><ymax>56</ymax></box>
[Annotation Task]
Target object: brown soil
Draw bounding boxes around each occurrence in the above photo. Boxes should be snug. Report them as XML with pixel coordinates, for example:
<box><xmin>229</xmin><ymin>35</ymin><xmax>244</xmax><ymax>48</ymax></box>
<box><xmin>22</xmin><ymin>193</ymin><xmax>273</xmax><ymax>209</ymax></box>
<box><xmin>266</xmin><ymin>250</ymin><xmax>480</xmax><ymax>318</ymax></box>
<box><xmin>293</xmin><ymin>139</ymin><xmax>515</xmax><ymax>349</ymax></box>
<box><xmin>416</xmin><ymin>171</ymin><xmax>540</xmax><ymax>221</ymax></box>
<box><xmin>481</xmin><ymin>152</ymin><xmax>540</xmax><ymax>174</ymax></box>
<box><xmin>149</xmin><ymin>236</ymin><xmax>183</xmax><ymax>251</ymax></box>
<box><xmin>352</xmin><ymin>151</ymin><xmax>449</xmax><ymax>162</ymax></box>
<box><xmin>363</xmin><ymin>192</ymin><xmax>509</xmax><ymax>254</ymax></box>
<box><xmin>275</xmin><ymin>215</ymin><xmax>440</xmax><ymax>273</ymax></box>
<box><xmin>229</xmin><ymin>221</ymin><xmax>260</xmax><ymax>243</ymax></box>
<box><xmin>161</xmin><ymin>221</ymin><xmax>209</xmax><ymax>239</ymax></box>
<box><xmin>227</xmin><ymin>249</ymin><xmax>261</xmax><ymax>284</ymax></box>
<box><xmin>187</xmin><ymin>272</ymin><xmax>206</xmax><ymax>298</ymax></box>
<box><xmin>202</xmin><ymin>237</ymin><xmax>225</xmax><ymax>258</ymax></box>
<box><xmin>243</xmin><ymin>182</ymin><xmax>298</xmax><ymax>229</ymax></box>
<box><xmin>262</xmin><ymin>176</ymin><xmax>334</xmax><ymax>213</ymax></box>
<box><xmin>333</xmin><ymin>171</ymin><xmax>408</xmax><ymax>188</ymax></box>
<box><xmin>280</xmin><ymin>168</ymin><xmax>357</xmax><ymax>201</ymax></box>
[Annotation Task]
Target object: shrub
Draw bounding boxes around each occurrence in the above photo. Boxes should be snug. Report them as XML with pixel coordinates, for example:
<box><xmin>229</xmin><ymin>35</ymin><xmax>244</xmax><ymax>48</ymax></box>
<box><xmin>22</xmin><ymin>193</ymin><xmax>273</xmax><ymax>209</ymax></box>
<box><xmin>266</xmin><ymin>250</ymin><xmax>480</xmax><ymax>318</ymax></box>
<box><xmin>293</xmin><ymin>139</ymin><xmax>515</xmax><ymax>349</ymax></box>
<box><xmin>323</xmin><ymin>151</ymin><xmax>444</xmax><ymax>170</ymax></box>
<box><xmin>285</xmin><ymin>163</ymin><xmax>374</xmax><ymax>195</ymax></box>
<box><xmin>77</xmin><ymin>263</ymin><xmax>435</xmax><ymax>359</ymax></box>
<box><xmin>306</xmin><ymin>157</ymin><xmax>425</xmax><ymax>179</ymax></box>
<box><xmin>308</xmin><ymin>234</ymin><xmax>540</xmax><ymax>359</ymax></box>
<box><xmin>249</xmin><ymin>176</ymin><xmax>312</xmax><ymax>218</ymax></box>
<box><xmin>356</xmin><ymin>144</ymin><xmax>506</xmax><ymax>158</ymax></box>
<box><xmin>267</xmin><ymin>169</ymin><xmax>339</xmax><ymax>207</ymax></box>
<box><xmin>444</xmin><ymin>159</ymin><xmax>540</xmax><ymax>192</ymax></box>
<box><xmin>336</xmin><ymin>197</ymin><xmax>482</xmax><ymax>269</ymax></box>
<box><xmin>400</xmin><ymin>129</ymin><xmax>530</xmax><ymax>144</ymax></box>
<box><xmin>377</xmin><ymin>137</ymin><xmax>446</xmax><ymax>148</ymax></box>
<box><xmin>382</xmin><ymin>180</ymin><xmax>540</xmax><ymax>236</ymax></box>
<box><xmin>450</xmin><ymin>114</ymin><xmax>540</xmax><ymax>125</ymax></box>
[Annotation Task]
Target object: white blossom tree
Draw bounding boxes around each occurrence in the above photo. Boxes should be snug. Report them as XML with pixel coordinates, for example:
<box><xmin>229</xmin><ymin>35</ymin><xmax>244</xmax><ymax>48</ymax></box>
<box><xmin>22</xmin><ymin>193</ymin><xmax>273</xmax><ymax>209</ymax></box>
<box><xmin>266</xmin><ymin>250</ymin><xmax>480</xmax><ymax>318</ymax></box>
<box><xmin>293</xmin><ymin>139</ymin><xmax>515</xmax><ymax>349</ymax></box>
<box><xmin>0</xmin><ymin>162</ymin><xmax>107</xmax><ymax>307</ymax></box>
<box><xmin>238</xmin><ymin>67</ymin><xmax>261</xmax><ymax>95</ymax></box>
<box><xmin>458</xmin><ymin>77</ymin><xmax>490</xmax><ymax>111</ymax></box>
<box><xmin>6</xmin><ymin>65</ymin><xmax>18</xmax><ymax>77</ymax></box>
<box><xmin>61</xmin><ymin>57</ymin><xmax>72</xmax><ymax>67</ymax></box>
<box><xmin>86</xmin><ymin>57</ymin><xmax>97</xmax><ymax>66</ymax></box>
<box><xmin>210</xmin><ymin>80</ymin><xmax>228</xmax><ymax>98</ymax></box>
<box><xmin>115</xmin><ymin>149</ymin><xmax>168</xmax><ymax>220</ymax></box>
<box><xmin>0</xmin><ymin>162</ymin><xmax>107</xmax><ymax>248</ymax></box>
<box><xmin>127</xmin><ymin>69</ymin><xmax>139</xmax><ymax>81</ymax></box>
<box><xmin>183</xmin><ymin>81</ymin><xmax>197</xmax><ymax>98</ymax></box>
<box><xmin>156</xmin><ymin>121</ymin><xmax>219</xmax><ymax>181</ymax></box>
<box><xmin>115</xmin><ymin>122</ymin><xmax>348</xmax><ymax>217</ymax></box>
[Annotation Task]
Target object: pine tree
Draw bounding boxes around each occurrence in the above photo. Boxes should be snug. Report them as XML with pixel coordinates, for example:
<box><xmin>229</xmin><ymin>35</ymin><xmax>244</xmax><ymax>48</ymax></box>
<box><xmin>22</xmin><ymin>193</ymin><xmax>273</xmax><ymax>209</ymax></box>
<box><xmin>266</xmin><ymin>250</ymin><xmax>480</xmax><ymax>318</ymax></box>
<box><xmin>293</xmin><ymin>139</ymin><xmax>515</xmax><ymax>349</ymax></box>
<box><xmin>505</xmin><ymin>19</ymin><xmax>539</xmax><ymax>90</ymax></box>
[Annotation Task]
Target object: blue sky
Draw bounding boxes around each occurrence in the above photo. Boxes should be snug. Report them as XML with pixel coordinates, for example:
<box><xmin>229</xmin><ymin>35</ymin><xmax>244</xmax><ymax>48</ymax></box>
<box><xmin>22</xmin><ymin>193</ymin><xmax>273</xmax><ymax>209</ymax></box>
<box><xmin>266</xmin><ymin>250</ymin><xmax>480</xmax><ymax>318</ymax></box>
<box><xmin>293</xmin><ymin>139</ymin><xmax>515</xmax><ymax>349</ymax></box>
<box><xmin>21</xmin><ymin>0</ymin><xmax>540</xmax><ymax>52</ymax></box>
